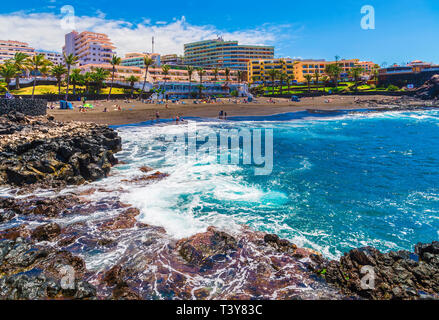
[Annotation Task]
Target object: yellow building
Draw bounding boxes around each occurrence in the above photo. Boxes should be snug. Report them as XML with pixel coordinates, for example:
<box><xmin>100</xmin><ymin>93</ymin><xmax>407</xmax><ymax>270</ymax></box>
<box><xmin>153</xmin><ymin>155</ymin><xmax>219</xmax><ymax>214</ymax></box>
<box><xmin>248</xmin><ymin>58</ymin><xmax>370</xmax><ymax>84</ymax></box>
<box><xmin>293</xmin><ymin>59</ymin><xmax>360</xmax><ymax>83</ymax></box>
<box><xmin>247</xmin><ymin>58</ymin><xmax>296</xmax><ymax>83</ymax></box>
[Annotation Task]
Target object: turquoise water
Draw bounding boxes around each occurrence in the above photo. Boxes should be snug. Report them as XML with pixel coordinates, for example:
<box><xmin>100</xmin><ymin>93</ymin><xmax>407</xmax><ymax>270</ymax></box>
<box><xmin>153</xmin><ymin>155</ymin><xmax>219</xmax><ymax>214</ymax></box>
<box><xmin>113</xmin><ymin>109</ymin><xmax>439</xmax><ymax>259</ymax></box>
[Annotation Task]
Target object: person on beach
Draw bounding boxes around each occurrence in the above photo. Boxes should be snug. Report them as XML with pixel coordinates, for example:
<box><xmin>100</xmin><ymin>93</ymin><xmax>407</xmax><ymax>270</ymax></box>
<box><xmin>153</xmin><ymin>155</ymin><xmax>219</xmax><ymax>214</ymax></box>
<box><xmin>219</xmin><ymin>110</ymin><xmax>224</xmax><ymax>119</ymax></box>
<box><xmin>156</xmin><ymin>111</ymin><xmax>160</xmax><ymax>122</ymax></box>
<box><xmin>176</xmin><ymin>115</ymin><xmax>180</xmax><ymax>124</ymax></box>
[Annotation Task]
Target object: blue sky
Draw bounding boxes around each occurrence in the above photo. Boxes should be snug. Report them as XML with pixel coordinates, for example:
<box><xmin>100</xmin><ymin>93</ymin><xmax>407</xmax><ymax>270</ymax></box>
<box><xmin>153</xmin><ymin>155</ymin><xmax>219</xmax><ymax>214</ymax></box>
<box><xmin>1</xmin><ymin>0</ymin><xmax>438</xmax><ymax>64</ymax></box>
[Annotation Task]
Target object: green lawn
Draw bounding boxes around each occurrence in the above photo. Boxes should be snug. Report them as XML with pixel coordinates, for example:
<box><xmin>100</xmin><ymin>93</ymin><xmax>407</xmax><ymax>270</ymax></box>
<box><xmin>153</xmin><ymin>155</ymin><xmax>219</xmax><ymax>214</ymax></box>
<box><xmin>262</xmin><ymin>82</ymin><xmax>403</xmax><ymax>95</ymax></box>
<box><xmin>11</xmin><ymin>85</ymin><xmax>128</xmax><ymax>95</ymax></box>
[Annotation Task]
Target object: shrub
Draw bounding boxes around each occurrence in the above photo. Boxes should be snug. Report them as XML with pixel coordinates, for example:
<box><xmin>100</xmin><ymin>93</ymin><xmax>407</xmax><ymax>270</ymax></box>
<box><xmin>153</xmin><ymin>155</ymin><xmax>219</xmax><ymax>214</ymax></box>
<box><xmin>387</xmin><ymin>84</ymin><xmax>399</xmax><ymax>92</ymax></box>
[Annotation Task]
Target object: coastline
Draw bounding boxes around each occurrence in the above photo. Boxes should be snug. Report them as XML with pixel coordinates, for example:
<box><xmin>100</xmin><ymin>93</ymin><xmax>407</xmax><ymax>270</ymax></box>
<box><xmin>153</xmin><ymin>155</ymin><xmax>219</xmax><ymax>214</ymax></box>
<box><xmin>0</xmin><ymin>110</ymin><xmax>438</xmax><ymax>300</ymax></box>
<box><xmin>47</xmin><ymin>95</ymin><xmax>423</xmax><ymax>126</ymax></box>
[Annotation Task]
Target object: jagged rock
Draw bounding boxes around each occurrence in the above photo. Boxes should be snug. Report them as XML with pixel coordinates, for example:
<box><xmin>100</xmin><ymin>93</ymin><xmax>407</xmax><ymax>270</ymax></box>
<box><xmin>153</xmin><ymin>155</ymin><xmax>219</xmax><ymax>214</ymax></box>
<box><xmin>416</xmin><ymin>75</ymin><xmax>439</xmax><ymax>100</ymax></box>
<box><xmin>309</xmin><ymin>242</ymin><xmax>439</xmax><ymax>300</ymax></box>
<box><xmin>176</xmin><ymin>227</ymin><xmax>239</xmax><ymax>269</ymax></box>
<box><xmin>0</xmin><ymin>113</ymin><xmax>121</xmax><ymax>188</ymax></box>
<box><xmin>31</xmin><ymin>223</ymin><xmax>62</xmax><ymax>242</ymax></box>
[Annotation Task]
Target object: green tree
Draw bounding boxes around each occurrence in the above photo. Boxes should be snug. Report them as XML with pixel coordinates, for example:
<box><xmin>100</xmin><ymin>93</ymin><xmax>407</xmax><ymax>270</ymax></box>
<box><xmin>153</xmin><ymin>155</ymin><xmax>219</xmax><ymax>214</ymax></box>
<box><xmin>213</xmin><ymin>67</ymin><xmax>219</xmax><ymax>82</ymax></box>
<box><xmin>11</xmin><ymin>52</ymin><xmax>28</xmax><ymax>90</ymax></box>
<box><xmin>267</xmin><ymin>69</ymin><xmax>279</xmax><ymax>95</ymax></box>
<box><xmin>225</xmin><ymin>67</ymin><xmax>230</xmax><ymax>83</ymax></box>
<box><xmin>187</xmin><ymin>66</ymin><xmax>194</xmax><ymax>96</ymax></box>
<box><xmin>0</xmin><ymin>62</ymin><xmax>19</xmax><ymax>91</ymax></box>
<box><xmin>51</xmin><ymin>64</ymin><xmax>67</xmax><ymax>95</ymax></box>
<box><xmin>91</xmin><ymin>67</ymin><xmax>110</xmax><ymax>94</ymax></box>
<box><xmin>197</xmin><ymin>67</ymin><xmax>205</xmax><ymax>98</ymax></box>
<box><xmin>108</xmin><ymin>55</ymin><xmax>122</xmax><ymax>100</ymax></box>
<box><xmin>26</xmin><ymin>54</ymin><xmax>51</xmax><ymax>99</ymax></box>
<box><xmin>237</xmin><ymin>70</ymin><xmax>243</xmax><ymax>84</ymax></box>
<box><xmin>278</xmin><ymin>72</ymin><xmax>286</xmax><ymax>95</ymax></box>
<box><xmin>313</xmin><ymin>70</ymin><xmax>321</xmax><ymax>92</ymax></box>
<box><xmin>349</xmin><ymin>67</ymin><xmax>364</xmax><ymax>92</ymax></box>
<box><xmin>140</xmin><ymin>56</ymin><xmax>154</xmax><ymax>100</ymax></box>
<box><xmin>70</xmin><ymin>68</ymin><xmax>83</xmax><ymax>95</ymax></box>
<box><xmin>324</xmin><ymin>63</ymin><xmax>342</xmax><ymax>88</ymax></box>
<box><xmin>126</xmin><ymin>75</ymin><xmax>139</xmax><ymax>96</ymax></box>
<box><xmin>64</xmin><ymin>53</ymin><xmax>79</xmax><ymax>101</ymax></box>
<box><xmin>304</xmin><ymin>74</ymin><xmax>313</xmax><ymax>93</ymax></box>
<box><xmin>161</xmin><ymin>64</ymin><xmax>171</xmax><ymax>100</ymax></box>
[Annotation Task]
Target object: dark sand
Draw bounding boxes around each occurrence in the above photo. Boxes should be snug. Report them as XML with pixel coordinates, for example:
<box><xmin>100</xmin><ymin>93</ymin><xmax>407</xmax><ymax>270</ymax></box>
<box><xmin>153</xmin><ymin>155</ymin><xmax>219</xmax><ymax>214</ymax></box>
<box><xmin>47</xmin><ymin>95</ymin><xmax>394</xmax><ymax>125</ymax></box>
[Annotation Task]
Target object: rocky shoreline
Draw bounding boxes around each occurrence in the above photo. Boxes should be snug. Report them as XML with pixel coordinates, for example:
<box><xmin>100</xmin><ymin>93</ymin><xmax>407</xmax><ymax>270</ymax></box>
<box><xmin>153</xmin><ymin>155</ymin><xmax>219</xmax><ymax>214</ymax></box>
<box><xmin>0</xmin><ymin>113</ymin><xmax>438</xmax><ymax>300</ymax></box>
<box><xmin>0</xmin><ymin>112</ymin><xmax>121</xmax><ymax>190</ymax></box>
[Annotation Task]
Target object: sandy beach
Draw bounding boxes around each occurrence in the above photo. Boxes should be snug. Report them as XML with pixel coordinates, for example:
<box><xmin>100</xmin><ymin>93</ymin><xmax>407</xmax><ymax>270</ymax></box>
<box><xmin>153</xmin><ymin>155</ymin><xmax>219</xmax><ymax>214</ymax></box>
<box><xmin>47</xmin><ymin>95</ymin><xmax>391</xmax><ymax>125</ymax></box>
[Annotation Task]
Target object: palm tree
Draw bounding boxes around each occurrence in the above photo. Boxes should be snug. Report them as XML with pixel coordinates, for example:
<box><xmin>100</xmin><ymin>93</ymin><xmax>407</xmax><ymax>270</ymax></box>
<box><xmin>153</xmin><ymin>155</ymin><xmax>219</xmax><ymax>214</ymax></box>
<box><xmin>237</xmin><ymin>70</ymin><xmax>243</xmax><ymax>85</ymax></box>
<box><xmin>84</xmin><ymin>72</ymin><xmax>93</xmax><ymax>94</ymax></box>
<box><xmin>140</xmin><ymin>56</ymin><xmax>154</xmax><ymax>100</ymax></box>
<box><xmin>187</xmin><ymin>66</ymin><xmax>194</xmax><ymax>96</ymax></box>
<box><xmin>286</xmin><ymin>75</ymin><xmax>294</xmax><ymax>94</ymax></box>
<box><xmin>63</xmin><ymin>53</ymin><xmax>79</xmax><ymax>101</ymax></box>
<box><xmin>213</xmin><ymin>67</ymin><xmax>219</xmax><ymax>82</ymax></box>
<box><xmin>267</xmin><ymin>69</ymin><xmax>279</xmax><ymax>96</ymax></box>
<box><xmin>321</xmin><ymin>75</ymin><xmax>329</xmax><ymax>93</ymax></box>
<box><xmin>196</xmin><ymin>67</ymin><xmax>205</xmax><ymax>98</ymax></box>
<box><xmin>324</xmin><ymin>64</ymin><xmax>342</xmax><ymax>89</ymax></box>
<box><xmin>0</xmin><ymin>62</ymin><xmax>19</xmax><ymax>91</ymax></box>
<box><xmin>26</xmin><ymin>54</ymin><xmax>51</xmax><ymax>99</ymax></box>
<box><xmin>304</xmin><ymin>74</ymin><xmax>313</xmax><ymax>93</ymax></box>
<box><xmin>70</xmin><ymin>68</ymin><xmax>82</xmax><ymax>95</ymax></box>
<box><xmin>349</xmin><ymin>67</ymin><xmax>364</xmax><ymax>92</ymax></box>
<box><xmin>278</xmin><ymin>72</ymin><xmax>286</xmax><ymax>95</ymax></box>
<box><xmin>161</xmin><ymin>64</ymin><xmax>171</xmax><ymax>100</ymax></box>
<box><xmin>313</xmin><ymin>70</ymin><xmax>321</xmax><ymax>92</ymax></box>
<box><xmin>11</xmin><ymin>52</ymin><xmax>28</xmax><ymax>90</ymax></box>
<box><xmin>51</xmin><ymin>64</ymin><xmax>67</xmax><ymax>95</ymax></box>
<box><xmin>91</xmin><ymin>68</ymin><xmax>110</xmax><ymax>94</ymax></box>
<box><xmin>225</xmin><ymin>67</ymin><xmax>230</xmax><ymax>83</ymax></box>
<box><xmin>108</xmin><ymin>55</ymin><xmax>122</xmax><ymax>100</ymax></box>
<box><xmin>126</xmin><ymin>75</ymin><xmax>139</xmax><ymax>96</ymax></box>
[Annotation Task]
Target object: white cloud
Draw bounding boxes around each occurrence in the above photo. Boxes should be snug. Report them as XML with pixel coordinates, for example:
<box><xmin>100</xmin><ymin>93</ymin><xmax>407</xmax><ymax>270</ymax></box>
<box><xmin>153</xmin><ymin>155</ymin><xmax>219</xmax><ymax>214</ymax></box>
<box><xmin>0</xmin><ymin>11</ymin><xmax>295</xmax><ymax>56</ymax></box>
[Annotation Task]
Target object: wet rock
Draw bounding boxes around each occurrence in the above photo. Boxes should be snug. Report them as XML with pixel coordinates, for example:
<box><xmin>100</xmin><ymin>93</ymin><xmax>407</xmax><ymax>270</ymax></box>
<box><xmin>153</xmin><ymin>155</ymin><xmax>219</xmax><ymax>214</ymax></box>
<box><xmin>0</xmin><ymin>114</ymin><xmax>121</xmax><ymax>188</ymax></box>
<box><xmin>416</xmin><ymin>75</ymin><xmax>439</xmax><ymax>100</ymax></box>
<box><xmin>99</xmin><ymin>208</ymin><xmax>140</xmax><ymax>231</ymax></box>
<box><xmin>264</xmin><ymin>233</ymin><xmax>298</xmax><ymax>253</ymax></box>
<box><xmin>177</xmin><ymin>227</ymin><xmax>238</xmax><ymax>269</ymax></box>
<box><xmin>0</xmin><ymin>225</ymin><xmax>31</xmax><ymax>241</ymax></box>
<box><xmin>31</xmin><ymin>223</ymin><xmax>61</xmax><ymax>242</ymax></box>
<box><xmin>309</xmin><ymin>242</ymin><xmax>439</xmax><ymax>300</ymax></box>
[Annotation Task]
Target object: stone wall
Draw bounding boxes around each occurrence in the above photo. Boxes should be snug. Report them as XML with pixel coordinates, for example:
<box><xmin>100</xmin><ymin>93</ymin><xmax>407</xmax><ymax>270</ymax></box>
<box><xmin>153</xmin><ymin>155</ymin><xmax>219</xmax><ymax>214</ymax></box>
<box><xmin>0</xmin><ymin>99</ymin><xmax>47</xmax><ymax>116</ymax></box>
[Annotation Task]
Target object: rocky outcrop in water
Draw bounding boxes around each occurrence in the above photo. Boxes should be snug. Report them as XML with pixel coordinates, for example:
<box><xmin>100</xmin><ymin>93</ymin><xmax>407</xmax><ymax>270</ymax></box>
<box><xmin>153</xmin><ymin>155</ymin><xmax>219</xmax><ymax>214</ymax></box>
<box><xmin>308</xmin><ymin>242</ymin><xmax>439</xmax><ymax>300</ymax></box>
<box><xmin>416</xmin><ymin>75</ymin><xmax>439</xmax><ymax>100</ymax></box>
<box><xmin>0</xmin><ymin>112</ymin><xmax>121</xmax><ymax>189</ymax></box>
<box><xmin>0</xmin><ymin>238</ymin><xmax>96</xmax><ymax>300</ymax></box>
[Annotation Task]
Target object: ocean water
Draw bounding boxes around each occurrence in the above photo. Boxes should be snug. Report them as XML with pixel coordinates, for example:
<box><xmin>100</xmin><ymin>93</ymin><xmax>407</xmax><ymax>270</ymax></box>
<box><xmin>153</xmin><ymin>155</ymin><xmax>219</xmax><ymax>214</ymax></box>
<box><xmin>107</xmin><ymin>108</ymin><xmax>439</xmax><ymax>259</ymax></box>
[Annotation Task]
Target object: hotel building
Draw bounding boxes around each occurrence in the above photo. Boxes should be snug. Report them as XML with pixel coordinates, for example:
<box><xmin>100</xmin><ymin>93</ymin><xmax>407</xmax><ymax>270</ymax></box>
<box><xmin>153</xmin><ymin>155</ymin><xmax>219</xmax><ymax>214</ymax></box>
<box><xmin>184</xmin><ymin>37</ymin><xmax>274</xmax><ymax>71</ymax></box>
<box><xmin>36</xmin><ymin>51</ymin><xmax>63</xmax><ymax>65</ymax></box>
<box><xmin>146</xmin><ymin>65</ymin><xmax>238</xmax><ymax>83</ymax></box>
<box><xmin>247</xmin><ymin>58</ymin><xmax>296</xmax><ymax>83</ymax></box>
<box><xmin>379</xmin><ymin>60</ymin><xmax>439</xmax><ymax>87</ymax></box>
<box><xmin>79</xmin><ymin>64</ymin><xmax>143</xmax><ymax>82</ymax></box>
<box><xmin>0</xmin><ymin>40</ymin><xmax>35</xmax><ymax>63</ymax></box>
<box><xmin>121</xmin><ymin>52</ymin><xmax>161</xmax><ymax>68</ymax></box>
<box><xmin>63</xmin><ymin>31</ymin><xmax>116</xmax><ymax>66</ymax></box>
<box><xmin>161</xmin><ymin>54</ymin><xmax>185</xmax><ymax>66</ymax></box>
